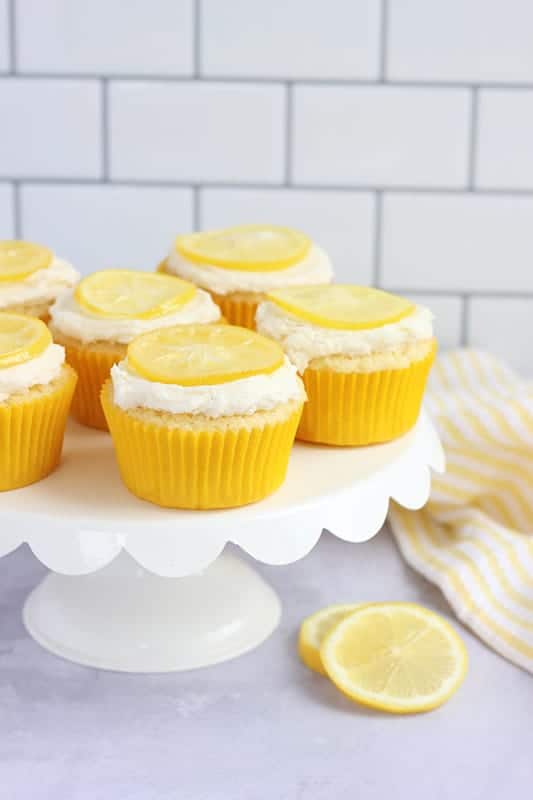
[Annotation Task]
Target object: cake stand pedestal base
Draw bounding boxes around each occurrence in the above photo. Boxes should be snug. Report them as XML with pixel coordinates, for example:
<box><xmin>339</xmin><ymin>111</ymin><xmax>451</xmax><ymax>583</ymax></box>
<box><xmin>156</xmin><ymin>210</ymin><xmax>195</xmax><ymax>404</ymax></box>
<box><xmin>23</xmin><ymin>551</ymin><xmax>281</xmax><ymax>673</ymax></box>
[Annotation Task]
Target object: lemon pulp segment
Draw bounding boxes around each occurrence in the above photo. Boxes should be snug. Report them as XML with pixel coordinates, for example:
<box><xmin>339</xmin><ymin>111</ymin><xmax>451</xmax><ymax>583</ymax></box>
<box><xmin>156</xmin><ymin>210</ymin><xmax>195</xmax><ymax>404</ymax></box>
<box><xmin>320</xmin><ymin>602</ymin><xmax>468</xmax><ymax>713</ymax></box>
<box><xmin>75</xmin><ymin>270</ymin><xmax>197</xmax><ymax>319</ymax></box>
<box><xmin>175</xmin><ymin>225</ymin><xmax>311</xmax><ymax>272</ymax></box>
<box><xmin>267</xmin><ymin>285</ymin><xmax>415</xmax><ymax>330</ymax></box>
<box><xmin>127</xmin><ymin>323</ymin><xmax>285</xmax><ymax>386</ymax></box>
<box><xmin>0</xmin><ymin>240</ymin><xmax>53</xmax><ymax>282</ymax></box>
<box><xmin>298</xmin><ymin>604</ymin><xmax>366</xmax><ymax>675</ymax></box>
<box><xmin>0</xmin><ymin>313</ymin><xmax>52</xmax><ymax>369</ymax></box>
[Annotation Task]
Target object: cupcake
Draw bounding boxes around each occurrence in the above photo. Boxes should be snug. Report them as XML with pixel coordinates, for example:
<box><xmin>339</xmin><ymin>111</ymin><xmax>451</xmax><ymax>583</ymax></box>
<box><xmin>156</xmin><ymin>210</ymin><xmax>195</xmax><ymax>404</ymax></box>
<box><xmin>49</xmin><ymin>269</ymin><xmax>222</xmax><ymax>431</ymax></box>
<box><xmin>256</xmin><ymin>285</ymin><xmax>436</xmax><ymax>446</ymax></box>
<box><xmin>159</xmin><ymin>224</ymin><xmax>333</xmax><ymax>329</ymax></box>
<box><xmin>102</xmin><ymin>324</ymin><xmax>305</xmax><ymax>509</ymax></box>
<box><xmin>0</xmin><ymin>312</ymin><xmax>76</xmax><ymax>490</ymax></box>
<box><xmin>0</xmin><ymin>240</ymin><xmax>79</xmax><ymax>322</ymax></box>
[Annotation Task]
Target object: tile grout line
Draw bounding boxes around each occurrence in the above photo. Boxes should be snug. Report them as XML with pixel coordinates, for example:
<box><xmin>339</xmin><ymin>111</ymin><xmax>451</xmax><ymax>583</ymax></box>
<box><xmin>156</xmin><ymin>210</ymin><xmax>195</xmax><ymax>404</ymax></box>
<box><xmin>6</xmin><ymin>73</ymin><xmax>533</xmax><ymax>90</ymax></box>
<box><xmin>379</xmin><ymin>0</ymin><xmax>389</xmax><ymax>81</ymax></box>
<box><xmin>7</xmin><ymin>0</ymin><xmax>16</xmax><ymax>73</ymax></box>
<box><xmin>373</xmin><ymin>192</ymin><xmax>383</xmax><ymax>286</ymax></box>
<box><xmin>100</xmin><ymin>78</ymin><xmax>110</xmax><ymax>181</ymax></box>
<box><xmin>7</xmin><ymin>179</ymin><xmax>533</xmax><ymax>196</ymax></box>
<box><xmin>12</xmin><ymin>181</ymin><xmax>21</xmax><ymax>237</ymax></box>
<box><xmin>194</xmin><ymin>0</ymin><xmax>202</xmax><ymax>77</ymax></box>
<box><xmin>193</xmin><ymin>186</ymin><xmax>201</xmax><ymax>229</ymax></box>
<box><xmin>284</xmin><ymin>82</ymin><xmax>293</xmax><ymax>185</ymax></box>
<box><xmin>468</xmin><ymin>88</ymin><xmax>479</xmax><ymax>189</ymax></box>
<box><xmin>460</xmin><ymin>295</ymin><xmax>470</xmax><ymax>346</ymax></box>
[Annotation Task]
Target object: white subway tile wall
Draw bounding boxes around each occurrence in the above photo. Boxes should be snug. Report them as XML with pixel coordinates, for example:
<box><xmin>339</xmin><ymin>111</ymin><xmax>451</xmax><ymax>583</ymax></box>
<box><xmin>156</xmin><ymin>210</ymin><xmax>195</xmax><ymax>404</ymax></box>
<box><xmin>0</xmin><ymin>0</ymin><xmax>532</xmax><ymax>371</ymax></box>
<box><xmin>0</xmin><ymin>184</ymin><xmax>14</xmax><ymax>236</ymax></box>
<box><xmin>200</xmin><ymin>188</ymin><xmax>376</xmax><ymax>284</ymax></box>
<box><xmin>0</xmin><ymin>0</ymin><xmax>9</xmax><ymax>72</ymax></box>
<box><xmin>20</xmin><ymin>185</ymin><xmax>193</xmax><ymax>273</ymax></box>
<box><xmin>476</xmin><ymin>90</ymin><xmax>533</xmax><ymax>189</ymax></box>
<box><xmin>16</xmin><ymin>0</ymin><xmax>195</xmax><ymax>76</ymax></box>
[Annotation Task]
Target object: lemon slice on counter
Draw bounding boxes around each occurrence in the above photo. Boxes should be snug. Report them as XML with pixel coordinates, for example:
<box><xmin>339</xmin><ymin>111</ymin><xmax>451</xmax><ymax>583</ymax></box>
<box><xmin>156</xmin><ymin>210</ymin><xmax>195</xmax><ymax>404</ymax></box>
<box><xmin>320</xmin><ymin>603</ymin><xmax>468</xmax><ymax>714</ymax></box>
<box><xmin>298</xmin><ymin>604</ymin><xmax>367</xmax><ymax>676</ymax></box>
<box><xmin>75</xmin><ymin>270</ymin><xmax>197</xmax><ymax>320</ymax></box>
<box><xmin>0</xmin><ymin>313</ymin><xmax>52</xmax><ymax>369</ymax></box>
<box><xmin>0</xmin><ymin>240</ymin><xmax>53</xmax><ymax>282</ymax></box>
<box><xmin>267</xmin><ymin>285</ymin><xmax>414</xmax><ymax>330</ymax></box>
<box><xmin>175</xmin><ymin>225</ymin><xmax>311</xmax><ymax>272</ymax></box>
<box><xmin>128</xmin><ymin>324</ymin><xmax>285</xmax><ymax>386</ymax></box>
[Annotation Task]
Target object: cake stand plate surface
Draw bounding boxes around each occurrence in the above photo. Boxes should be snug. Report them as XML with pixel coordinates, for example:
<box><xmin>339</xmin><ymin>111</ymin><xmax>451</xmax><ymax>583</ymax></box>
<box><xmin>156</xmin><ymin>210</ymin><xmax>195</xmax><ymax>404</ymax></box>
<box><xmin>0</xmin><ymin>412</ymin><xmax>443</xmax><ymax>672</ymax></box>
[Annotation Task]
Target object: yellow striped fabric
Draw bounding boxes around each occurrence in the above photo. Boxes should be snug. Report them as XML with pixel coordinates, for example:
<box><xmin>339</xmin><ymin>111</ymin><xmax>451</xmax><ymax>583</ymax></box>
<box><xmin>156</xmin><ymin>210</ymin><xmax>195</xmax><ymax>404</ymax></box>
<box><xmin>389</xmin><ymin>350</ymin><xmax>533</xmax><ymax>673</ymax></box>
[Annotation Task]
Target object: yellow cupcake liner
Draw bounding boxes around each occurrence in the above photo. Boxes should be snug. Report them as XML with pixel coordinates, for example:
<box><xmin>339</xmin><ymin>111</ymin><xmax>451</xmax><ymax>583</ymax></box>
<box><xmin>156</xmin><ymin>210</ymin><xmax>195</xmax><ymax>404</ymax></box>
<box><xmin>102</xmin><ymin>382</ymin><xmax>302</xmax><ymax>509</ymax></box>
<box><xmin>63</xmin><ymin>340</ymin><xmax>125</xmax><ymax>431</ymax></box>
<box><xmin>0</xmin><ymin>366</ymin><xmax>77</xmax><ymax>491</ymax></box>
<box><xmin>209</xmin><ymin>292</ymin><xmax>259</xmax><ymax>330</ymax></box>
<box><xmin>297</xmin><ymin>345</ymin><xmax>436</xmax><ymax>446</ymax></box>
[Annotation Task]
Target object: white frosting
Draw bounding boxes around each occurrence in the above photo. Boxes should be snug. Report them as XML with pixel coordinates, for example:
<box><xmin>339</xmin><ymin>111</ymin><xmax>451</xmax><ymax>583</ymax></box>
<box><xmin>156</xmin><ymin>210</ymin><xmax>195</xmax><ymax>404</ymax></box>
<box><xmin>0</xmin><ymin>257</ymin><xmax>79</xmax><ymax>309</ymax></box>
<box><xmin>0</xmin><ymin>343</ymin><xmax>65</xmax><ymax>402</ymax></box>
<box><xmin>165</xmin><ymin>244</ymin><xmax>333</xmax><ymax>295</ymax></box>
<box><xmin>111</xmin><ymin>356</ymin><xmax>305</xmax><ymax>418</ymax></box>
<box><xmin>256</xmin><ymin>301</ymin><xmax>434</xmax><ymax>372</ymax></box>
<box><xmin>50</xmin><ymin>288</ymin><xmax>221</xmax><ymax>345</ymax></box>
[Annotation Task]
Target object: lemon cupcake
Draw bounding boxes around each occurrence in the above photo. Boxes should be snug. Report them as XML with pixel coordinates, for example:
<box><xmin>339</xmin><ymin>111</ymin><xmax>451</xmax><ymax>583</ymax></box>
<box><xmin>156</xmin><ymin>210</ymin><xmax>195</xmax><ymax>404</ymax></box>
<box><xmin>159</xmin><ymin>224</ymin><xmax>333</xmax><ymax>329</ymax></box>
<box><xmin>102</xmin><ymin>324</ymin><xmax>305</xmax><ymax>509</ymax></box>
<box><xmin>49</xmin><ymin>269</ymin><xmax>222</xmax><ymax>431</ymax></box>
<box><xmin>256</xmin><ymin>285</ymin><xmax>436</xmax><ymax>446</ymax></box>
<box><xmin>0</xmin><ymin>240</ymin><xmax>79</xmax><ymax>322</ymax></box>
<box><xmin>0</xmin><ymin>313</ymin><xmax>76</xmax><ymax>490</ymax></box>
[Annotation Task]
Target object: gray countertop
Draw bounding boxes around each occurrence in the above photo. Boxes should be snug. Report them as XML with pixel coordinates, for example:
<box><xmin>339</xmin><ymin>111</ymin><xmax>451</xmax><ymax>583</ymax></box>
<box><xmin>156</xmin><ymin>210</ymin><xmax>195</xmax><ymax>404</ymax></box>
<box><xmin>2</xmin><ymin>528</ymin><xmax>532</xmax><ymax>800</ymax></box>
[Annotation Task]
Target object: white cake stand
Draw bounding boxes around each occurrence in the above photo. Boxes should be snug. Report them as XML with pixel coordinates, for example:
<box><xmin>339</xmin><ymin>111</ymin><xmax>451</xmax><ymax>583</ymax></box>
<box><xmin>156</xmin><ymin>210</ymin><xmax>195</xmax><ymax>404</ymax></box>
<box><xmin>0</xmin><ymin>413</ymin><xmax>443</xmax><ymax>672</ymax></box>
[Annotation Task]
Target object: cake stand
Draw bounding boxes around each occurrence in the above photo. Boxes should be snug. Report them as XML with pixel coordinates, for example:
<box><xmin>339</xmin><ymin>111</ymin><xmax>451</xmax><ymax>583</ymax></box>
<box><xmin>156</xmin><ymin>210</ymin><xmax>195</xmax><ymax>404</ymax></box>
<box><xmin>0</xmin><ymin>412</ymin><xmax>443</xmax><ymax>672</ymax></box>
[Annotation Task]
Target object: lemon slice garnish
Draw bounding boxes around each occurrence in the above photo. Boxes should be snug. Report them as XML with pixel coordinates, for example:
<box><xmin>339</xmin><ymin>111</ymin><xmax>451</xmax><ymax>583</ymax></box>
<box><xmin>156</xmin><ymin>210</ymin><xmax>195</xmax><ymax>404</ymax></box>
<box><xmin>298</xmin><ymin>604</ymin><xmax>366</xmax><ymax>676</ymax></box>
<box><xmin>267</xmin><ymin>285</ymin><xmax>415</xmax><ymax>330</ymax></box>
<box><xmin>127</xmin><ymin>324</ymin><xmax>285</xmax><ymax>386</ymax></box>
<box><xmin>320</xmin><ymin>603</ymin><xmax>468</xmax><ymax>714</ymax></box>
<box><xmin>75</xmin><ymin>270</ymin><xmax>197</xmax><ymax>320</ymax></box>
<box><xmin>175</xmin><ymin>225</ymin><xmax>311</xmax><ymax>272</ymax></box>
<box><xmin>0</xmin><ymin>313</ymin><xmax>52</xmax><ymax>370</ymax></box>
<box><xmin>0</xmin><ymin>240</ymin><xmax>53</xmax><ymax>282</ymax></box>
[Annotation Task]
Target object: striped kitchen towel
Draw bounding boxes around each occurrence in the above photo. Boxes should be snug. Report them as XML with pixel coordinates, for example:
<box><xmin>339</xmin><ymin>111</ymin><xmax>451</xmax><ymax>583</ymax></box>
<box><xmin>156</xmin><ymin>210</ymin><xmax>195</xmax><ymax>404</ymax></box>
<box><xmin>389</xmin><ymin>350</ymin><xmax>533</xmax><ymax>673</ymax></box>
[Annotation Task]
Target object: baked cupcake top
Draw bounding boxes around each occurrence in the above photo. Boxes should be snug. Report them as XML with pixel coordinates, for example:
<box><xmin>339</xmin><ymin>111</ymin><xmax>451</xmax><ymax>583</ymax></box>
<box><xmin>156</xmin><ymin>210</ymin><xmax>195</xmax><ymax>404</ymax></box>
<box><xmin>256</xmin><ymin>285</ymin><xmax>434</xmax><ymax>372</ymax></box>
<box><xmin>0</xmin><ymin>240</ymin><xmax>79</xmax><ymax>310</ymax></box>
<box><xmin>164</xmin><ymin>224</ymin><xmax>333</xmax><ymax>296</ymax></box>
<box><xmin>50</xmin><ymin>269</ymin><xmax>221</xmax><ymax>345</ymax></box>
<box><xmin>0</xmin><ymin>313</ymin><xmax>65</xmax><ymax>402</ymax></box>
<box><xmin>111</xmin><ymin>324</ymin><xmax>306</xmax><ymax>418</ymax></box>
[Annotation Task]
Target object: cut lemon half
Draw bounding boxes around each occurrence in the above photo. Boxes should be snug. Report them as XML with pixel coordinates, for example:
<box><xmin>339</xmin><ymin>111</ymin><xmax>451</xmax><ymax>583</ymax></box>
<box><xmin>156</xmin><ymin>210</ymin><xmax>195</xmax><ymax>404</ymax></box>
<box><xmin>127</xmin><ymin>324</ymin><xmax>285</xmax><ymax>386</ymax></box>
<box><xmin>175</xmin><ymin>225</ymin><xmax>311</xmax><ymax>272</ymax></box>
<box><xmin>0</xmin><ymin>240</ymin><xmax>53</xmax><ymax>282</ymax></box>
<box><xmin>298</xmin><ymin>604</ymin><xmax>366</xmax><ymax>676</ymax></box>
<box><xmin>320</xmin><ymin>603</ymin><xmax>467</xmax><ymax>714</ymax></box>
<box><xmin>267</xmin><ymin>285</ymin><xmax>414</xmax><ymax>330</ymax></box>
<box><xmin>0</xmin><ymin>313</ymin><xmax>52</xmax><ymax>370</ymax></box>
<box><xmin>75</xmin><ymin>270</ymin><xmax>197</xmax><ymax>320</ymax></box>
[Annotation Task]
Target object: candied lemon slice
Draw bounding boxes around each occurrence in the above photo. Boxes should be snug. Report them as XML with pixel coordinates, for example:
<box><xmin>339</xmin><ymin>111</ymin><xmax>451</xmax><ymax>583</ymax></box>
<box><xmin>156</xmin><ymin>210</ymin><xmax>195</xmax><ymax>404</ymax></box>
<box><xmin>267</xmin><ymin>285</ymin><xmax>414</xmax><ymax>330</ymax></box>
<box><xmin>175</xmin><ymin>225</ymin><xmax>311</xmax><ymax>272</ymax></box>
<box><xmin>128</xmin><ymin>324</ymin><xmax>285</xmax><ymax>386</ymax></box>
<box><xmin>321</xmin><ymin>603</ymin><xmax>468</xmax><ymax>714</ymax></box>
<box><xmin>298</xmin><ymin>604</ymin><xmax>366</xmax><ymax>676</ymax></box>
<box><xmin>0</xmin><ymin>240</ymin><xmax>53</xmax><ymax>282</ymax></box>
<box><xmin>0</xmin><ymin>313</ymin><xmax>52</xmax><ymax>369</ymax></box>
<box><xmin>75</xmin><ymin>270</ymin><xmax>197</xmax><ymax>320</ymax></box>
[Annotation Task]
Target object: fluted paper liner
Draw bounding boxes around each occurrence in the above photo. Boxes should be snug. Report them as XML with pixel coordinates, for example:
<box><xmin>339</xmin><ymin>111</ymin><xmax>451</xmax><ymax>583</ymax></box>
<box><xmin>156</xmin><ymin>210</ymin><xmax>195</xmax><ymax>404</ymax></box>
<box><xmin>102</xmin><ymin>382</ymin><xmax>302</xmax><ymax>509</ymax></box>
<box><xmin>210</xmin><ymin>293</ymin><xmax>258</xmax><ymax>330</ymax></box>
<box><xmin>297</xmin><ymin>345</ymin><xmax>436</xmax><ymax>446</ymax></box>
<box><xmin>63</xmin><ymin>340</ymin><xmax>125</xmax><ymax>430</ymax></box>
<box><xmin>0</xmin><ymin>366</ymin><xmax>77</xmax><ymax>491</ymax></box>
